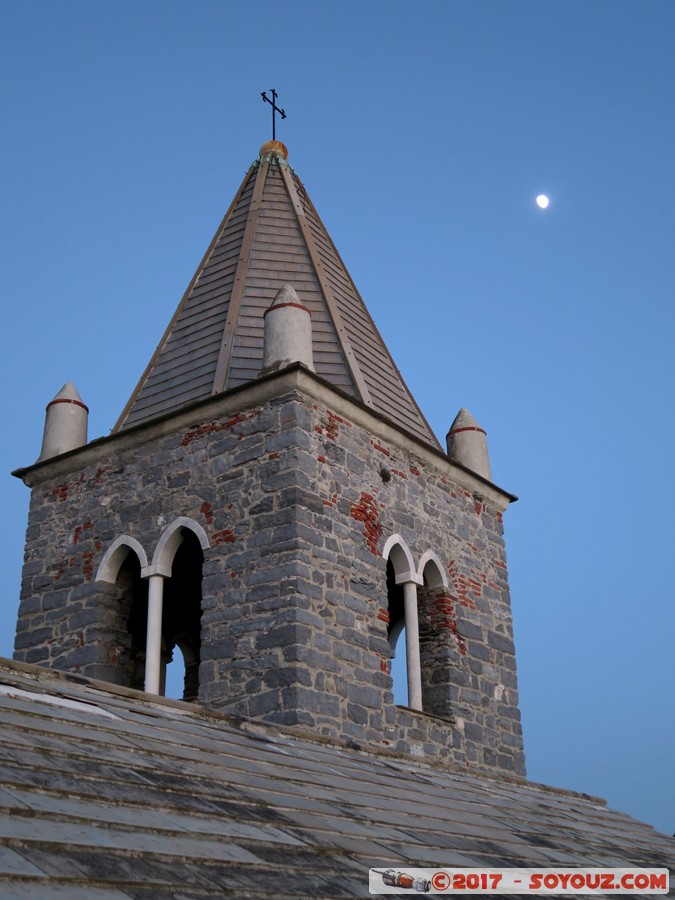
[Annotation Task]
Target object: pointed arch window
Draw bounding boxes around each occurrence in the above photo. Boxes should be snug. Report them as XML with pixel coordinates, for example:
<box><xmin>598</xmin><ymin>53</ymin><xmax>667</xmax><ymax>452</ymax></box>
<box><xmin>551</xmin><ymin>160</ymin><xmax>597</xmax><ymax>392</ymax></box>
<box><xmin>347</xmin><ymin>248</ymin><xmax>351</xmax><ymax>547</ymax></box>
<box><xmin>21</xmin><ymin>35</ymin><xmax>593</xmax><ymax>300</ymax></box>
<box><xmin>97</xmin><ymin>519</ymin><xmax>209</xmax><ymax>701</ymax></box>
<box><xmin>95</xmin><ymin>536</ymin><xmax>149</xmax><ymax>690</ymax></box>
<box><xmin>143</xmin><ymin>518</ymin><xmax>209</xmax><ymax>700</ymax></box>
<box><xmin>161</xmin><ymin>529</ymin><xmax>204</xmax><ymax>701</ymax></box>
<box><xmin>417</xmin><ymin>552</ymin><xmax>453</xmax><ymax>720</ymax></box>
<box><xmin>381</xmin><ymin>540</ymin><xmax>450</xmax><ymax>714</ymax></box>
<box><xmin>382</xmin><ymin>536</ymin><xmax>423</xmax><ymax>711</ymax></box>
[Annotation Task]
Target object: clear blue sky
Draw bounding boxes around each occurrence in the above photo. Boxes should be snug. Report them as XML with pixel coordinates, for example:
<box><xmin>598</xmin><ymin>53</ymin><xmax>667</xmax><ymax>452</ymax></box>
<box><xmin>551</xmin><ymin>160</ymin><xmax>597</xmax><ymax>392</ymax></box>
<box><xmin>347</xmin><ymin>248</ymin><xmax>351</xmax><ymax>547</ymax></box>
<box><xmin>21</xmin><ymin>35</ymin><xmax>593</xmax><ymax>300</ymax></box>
<box><xmin>1</xmin><ymin>1</ymin><xmax>673</xmax><ymax>836</ymax></box>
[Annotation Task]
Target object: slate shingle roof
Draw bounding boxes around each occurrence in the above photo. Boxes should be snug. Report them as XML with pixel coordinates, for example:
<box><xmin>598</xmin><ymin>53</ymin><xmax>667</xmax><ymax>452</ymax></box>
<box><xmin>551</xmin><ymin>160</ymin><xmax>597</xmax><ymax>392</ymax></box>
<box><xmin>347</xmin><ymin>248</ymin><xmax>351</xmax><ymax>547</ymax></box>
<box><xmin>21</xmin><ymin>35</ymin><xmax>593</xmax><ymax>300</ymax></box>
<box><xmin>115</xmin><ymin>142</ymin><xmax>439</xmax><ymax>449</ymax></box>
<box><xmin>0</xmin><ymin>659</ymin><xmax>672</xmax><ymax>899</ymax></box>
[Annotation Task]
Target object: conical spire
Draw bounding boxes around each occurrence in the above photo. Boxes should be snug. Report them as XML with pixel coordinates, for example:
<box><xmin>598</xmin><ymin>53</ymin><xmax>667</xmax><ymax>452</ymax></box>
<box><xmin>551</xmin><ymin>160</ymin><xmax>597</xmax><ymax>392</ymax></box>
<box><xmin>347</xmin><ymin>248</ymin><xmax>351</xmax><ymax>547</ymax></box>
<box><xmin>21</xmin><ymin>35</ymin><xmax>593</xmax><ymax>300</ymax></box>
<box><xmin>114</xmin><ymin>142</ymin><xmax>439</xmax><ymax>449</ymax></box>
<box><xmin>446</xmin><ymin>407</ymin><xmax>492</xmax><ymax>480</ymax></box>
<box><xmin>37</xmin><ymin>382</ymin><xmax>89</xmax><ymax>461</ymax></box>
<box><xmin>261</xmin><ymin>283</ymin><xmax>314</xmax><ymax>374</ymax></box>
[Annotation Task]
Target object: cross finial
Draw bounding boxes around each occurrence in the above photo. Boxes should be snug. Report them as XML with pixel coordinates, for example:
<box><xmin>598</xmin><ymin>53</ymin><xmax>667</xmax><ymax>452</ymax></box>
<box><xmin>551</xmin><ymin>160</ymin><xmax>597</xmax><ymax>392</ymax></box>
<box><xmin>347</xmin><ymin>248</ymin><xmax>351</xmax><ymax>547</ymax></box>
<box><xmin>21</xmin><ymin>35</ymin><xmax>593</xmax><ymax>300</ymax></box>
<box><xmin>261</xmin><ymin>89</ymin><xmax>286</xmax><ymax>141</ymax></box>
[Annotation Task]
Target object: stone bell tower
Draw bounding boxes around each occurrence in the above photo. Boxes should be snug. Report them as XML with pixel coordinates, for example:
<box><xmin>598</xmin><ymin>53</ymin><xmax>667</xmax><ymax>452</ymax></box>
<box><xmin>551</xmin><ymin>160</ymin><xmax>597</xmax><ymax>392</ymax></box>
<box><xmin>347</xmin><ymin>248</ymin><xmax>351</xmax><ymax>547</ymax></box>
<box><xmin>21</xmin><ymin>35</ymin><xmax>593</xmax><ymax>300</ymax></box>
<box><xmin>13</xmin><ymin>139</ymin><xmax>525</xmax><ymax>776</ymax></box>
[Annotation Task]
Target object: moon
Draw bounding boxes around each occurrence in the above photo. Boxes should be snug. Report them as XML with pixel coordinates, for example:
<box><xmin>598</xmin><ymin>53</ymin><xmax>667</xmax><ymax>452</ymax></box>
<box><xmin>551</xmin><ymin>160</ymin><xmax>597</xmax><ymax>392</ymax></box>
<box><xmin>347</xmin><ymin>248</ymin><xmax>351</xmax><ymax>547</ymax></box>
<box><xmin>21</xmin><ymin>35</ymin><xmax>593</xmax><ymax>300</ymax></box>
<box><xmin>536</xmin><ymin>194</ymin><xmax>550</xmax><ymax>209</ymax></box>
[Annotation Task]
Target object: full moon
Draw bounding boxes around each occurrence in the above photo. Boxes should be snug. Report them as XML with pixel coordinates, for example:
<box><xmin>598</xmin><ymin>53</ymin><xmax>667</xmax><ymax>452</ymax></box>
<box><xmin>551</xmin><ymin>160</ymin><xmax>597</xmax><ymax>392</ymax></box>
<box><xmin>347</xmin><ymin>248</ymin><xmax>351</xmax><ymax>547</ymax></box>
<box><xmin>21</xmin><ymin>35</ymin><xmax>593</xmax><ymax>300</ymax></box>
<box><xmin>536</xmin><ymin>194</ymin><xmax>550</xmax><ymax>209</ymax></box>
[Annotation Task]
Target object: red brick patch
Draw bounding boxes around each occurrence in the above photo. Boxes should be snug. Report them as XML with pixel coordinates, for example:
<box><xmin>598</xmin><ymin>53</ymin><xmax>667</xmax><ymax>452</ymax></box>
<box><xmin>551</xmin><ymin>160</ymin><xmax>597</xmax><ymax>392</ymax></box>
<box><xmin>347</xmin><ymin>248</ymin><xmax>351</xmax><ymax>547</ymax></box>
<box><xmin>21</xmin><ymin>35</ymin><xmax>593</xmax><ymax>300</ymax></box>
<box><xmin>54</xmin><ymin>555</ymin><xmax>75</xmax><ymax>582</ymax></box>
<box><xmin>429</xmin><ymin>590</ymin><xmax>467</xmax><ymax>656</ymax></box>
<box><xmin>316</xmin><ymin>409</ymin><xmax>350</xmax><ymax>443</ymax></box>
<box><xmin>447</xmin><ymin>561</ymin><xmax>479</xmax><ymax>610</ymax></box>
<box><xmin>350</xmin><ymin>492</ymin><xmax>382</xmax><ymax>554</ymax></box>
<box><xmin>73</xmin><ymin>522</ymin><xmax>93</xmax><ymax>544</ymax></box>
<box><xmin>181</xmin><ymin>411</ymin><xmax>258</xmax><ymax>447</ymax></box>
<box><xmin>200</xmin><ymin>501</ymin><xmax>214</xmax><ymax>525</ymax></box>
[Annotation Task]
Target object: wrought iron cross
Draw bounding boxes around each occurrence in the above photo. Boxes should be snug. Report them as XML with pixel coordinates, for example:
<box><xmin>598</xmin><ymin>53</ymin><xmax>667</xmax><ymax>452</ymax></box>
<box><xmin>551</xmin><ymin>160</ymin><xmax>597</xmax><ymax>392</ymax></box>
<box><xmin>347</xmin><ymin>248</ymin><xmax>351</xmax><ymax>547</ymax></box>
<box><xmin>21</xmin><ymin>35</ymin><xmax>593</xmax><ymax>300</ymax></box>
<box><xmin>261</xmin><ymin>89</ymin><xmax>286</xmax><ymax>140</ymax></box>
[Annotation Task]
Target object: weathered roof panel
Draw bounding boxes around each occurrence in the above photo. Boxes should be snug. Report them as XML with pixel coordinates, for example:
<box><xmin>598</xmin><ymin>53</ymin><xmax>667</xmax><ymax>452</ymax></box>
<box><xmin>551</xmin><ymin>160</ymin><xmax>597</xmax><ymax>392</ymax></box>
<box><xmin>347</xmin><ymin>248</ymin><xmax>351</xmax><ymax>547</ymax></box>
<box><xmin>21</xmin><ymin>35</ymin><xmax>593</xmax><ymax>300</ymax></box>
<box><xmin>0</xmin><ymin>660</ymin><xmax>672</xmax><ymax>898</ymax></box>
<box><xmin>115</xmin><ymin>145</ymin><xmax>440</xmax><ymax>449</ymax></box>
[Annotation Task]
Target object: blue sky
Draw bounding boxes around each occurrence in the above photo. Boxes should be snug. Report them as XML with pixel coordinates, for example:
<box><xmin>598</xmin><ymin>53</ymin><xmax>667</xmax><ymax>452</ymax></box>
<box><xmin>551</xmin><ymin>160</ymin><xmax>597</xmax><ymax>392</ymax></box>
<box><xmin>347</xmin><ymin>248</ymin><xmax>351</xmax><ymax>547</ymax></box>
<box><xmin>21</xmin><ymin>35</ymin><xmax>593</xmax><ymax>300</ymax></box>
<box><xmin>1</xmin><ymin>1</ymin><xmax>673</xmax><ymax>836</ymax></box>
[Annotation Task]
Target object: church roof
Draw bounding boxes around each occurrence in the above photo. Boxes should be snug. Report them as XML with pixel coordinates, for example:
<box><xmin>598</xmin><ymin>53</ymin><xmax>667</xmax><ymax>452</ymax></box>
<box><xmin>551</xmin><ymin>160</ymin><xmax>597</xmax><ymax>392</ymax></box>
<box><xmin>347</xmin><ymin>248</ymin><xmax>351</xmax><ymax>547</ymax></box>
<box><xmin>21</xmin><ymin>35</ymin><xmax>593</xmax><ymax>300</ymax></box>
<box><xmin>114</xmin><ymin>141</ymin><xmax>440</xmax><ymax>449</ymax></box>
<box><xmin>0</xmin><ymin>659</ymin><xmax>672</xmax><ymax>898</ymax></box>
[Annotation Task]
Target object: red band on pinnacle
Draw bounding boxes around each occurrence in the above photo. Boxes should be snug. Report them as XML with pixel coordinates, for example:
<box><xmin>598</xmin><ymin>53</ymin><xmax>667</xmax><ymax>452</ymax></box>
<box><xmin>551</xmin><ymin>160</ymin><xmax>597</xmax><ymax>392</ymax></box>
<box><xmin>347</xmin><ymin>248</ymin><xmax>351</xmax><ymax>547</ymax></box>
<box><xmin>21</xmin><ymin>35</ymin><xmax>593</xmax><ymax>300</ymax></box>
<box><xmin>449</xmin><ymin>425</ymin><xmax>486</xmax><ymax>436</ymax></box>
<box><xmin>47</xmin><ymin>398</ymin><xmax>89</xmax><ymax>413</ymax></box>
<box><xmin>263</xmin><ymin>302</ymin><xmax>310</xmax><ymax>317</ymax></box>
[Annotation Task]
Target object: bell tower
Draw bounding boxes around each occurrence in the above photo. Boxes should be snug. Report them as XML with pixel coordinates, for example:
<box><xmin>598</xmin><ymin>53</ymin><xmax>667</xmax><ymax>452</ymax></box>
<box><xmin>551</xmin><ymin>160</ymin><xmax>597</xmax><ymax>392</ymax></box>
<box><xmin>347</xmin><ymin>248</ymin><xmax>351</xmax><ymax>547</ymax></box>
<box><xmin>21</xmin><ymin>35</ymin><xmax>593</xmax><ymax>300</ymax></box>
<box><xmin>13</xmin><ymin>140</ymin><xmax>525</xmax><ymax>776</ymax></box>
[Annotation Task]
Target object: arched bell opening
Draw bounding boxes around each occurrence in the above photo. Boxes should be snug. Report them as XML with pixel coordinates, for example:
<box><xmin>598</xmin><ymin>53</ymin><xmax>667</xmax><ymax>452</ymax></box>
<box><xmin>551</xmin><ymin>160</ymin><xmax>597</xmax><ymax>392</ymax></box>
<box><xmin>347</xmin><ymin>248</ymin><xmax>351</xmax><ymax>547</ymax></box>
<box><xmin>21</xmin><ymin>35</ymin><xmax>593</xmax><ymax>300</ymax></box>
<box><xmin>161</xmin><ymin>530</ymin><xmax>204</xmax><ymax>702</ymax></box>
<box><xmin>418</xmin><ymin>555</ymin><xmax>455</xmax><ymax>721</ymax></box>
<box><xmin>124</xmin><ymin>556</ymin><xmax>149</xmax><ymax>691</ymax></box>
<box><xmin>95</xmin><ymin>536</ymin><xmax>149</xmax><ymax>690</ymax></box>
<box><xmin>386</xmin><ymin>558</ymin><xmax>408</xmax><ymax>706</ymax></box>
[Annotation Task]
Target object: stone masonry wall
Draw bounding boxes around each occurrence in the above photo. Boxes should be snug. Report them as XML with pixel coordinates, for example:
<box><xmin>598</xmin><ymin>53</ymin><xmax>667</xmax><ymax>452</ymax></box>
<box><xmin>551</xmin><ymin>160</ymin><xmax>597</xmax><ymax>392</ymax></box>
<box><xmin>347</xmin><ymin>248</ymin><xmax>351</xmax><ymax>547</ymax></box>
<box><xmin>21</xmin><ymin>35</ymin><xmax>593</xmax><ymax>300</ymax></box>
<box><xmin>15</xmin><ymin>377</ymin><xmax>525</xmax><ymax>777</ymax></box>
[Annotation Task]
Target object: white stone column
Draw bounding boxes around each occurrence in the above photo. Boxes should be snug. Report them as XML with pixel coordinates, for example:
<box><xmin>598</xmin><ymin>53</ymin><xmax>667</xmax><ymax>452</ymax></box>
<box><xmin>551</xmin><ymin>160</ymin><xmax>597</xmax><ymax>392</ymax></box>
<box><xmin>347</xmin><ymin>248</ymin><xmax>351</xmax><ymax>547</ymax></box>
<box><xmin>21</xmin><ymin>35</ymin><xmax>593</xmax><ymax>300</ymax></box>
<box><xmin>403</xmin><ymin>581</ymin><xmax>423</xmax><ymax>711</ymax></box>
<box><xmin>144</xmin><ymin>574</ymin><xmax>165</xmax><ymax>695</ymax></box>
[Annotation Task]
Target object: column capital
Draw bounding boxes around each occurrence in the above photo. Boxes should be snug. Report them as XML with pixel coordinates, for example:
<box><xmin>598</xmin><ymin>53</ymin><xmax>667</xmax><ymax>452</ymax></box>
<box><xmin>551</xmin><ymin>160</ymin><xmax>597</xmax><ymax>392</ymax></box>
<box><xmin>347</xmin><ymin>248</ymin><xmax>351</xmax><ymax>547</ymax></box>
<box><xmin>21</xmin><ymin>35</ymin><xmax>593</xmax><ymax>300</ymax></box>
<box><xmin>141</xmin><ymin>564</ymin><xmax>171</xmax><ymax>579</ymax></box>
<box><xmin>394</xmin><ymin>571</ymin><xmax>423</xmax><ymax>586</ymax></box>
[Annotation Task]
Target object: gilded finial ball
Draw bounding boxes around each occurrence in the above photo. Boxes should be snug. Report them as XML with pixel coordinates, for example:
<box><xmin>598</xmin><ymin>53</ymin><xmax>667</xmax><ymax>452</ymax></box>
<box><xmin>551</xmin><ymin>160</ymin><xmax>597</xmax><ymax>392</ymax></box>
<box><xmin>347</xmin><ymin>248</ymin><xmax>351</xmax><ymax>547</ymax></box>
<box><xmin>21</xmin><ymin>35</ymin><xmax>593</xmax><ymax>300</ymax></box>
<box><xmin>259</xmin><ymin>140</ymin><xmax>288</xmax><ymax>160</ymax></box>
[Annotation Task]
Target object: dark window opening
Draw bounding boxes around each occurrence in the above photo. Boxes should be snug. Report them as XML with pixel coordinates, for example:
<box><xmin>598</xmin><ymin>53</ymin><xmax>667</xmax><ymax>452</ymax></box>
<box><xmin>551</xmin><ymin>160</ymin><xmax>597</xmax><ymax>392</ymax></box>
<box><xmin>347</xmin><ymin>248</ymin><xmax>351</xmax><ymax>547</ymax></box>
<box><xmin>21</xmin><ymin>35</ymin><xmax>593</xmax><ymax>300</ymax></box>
<box><xmin>386</xmin><ymin>559</ymin><xmax>408</xmax><ymax>705</ymax></box>
<box><xmin>386</xmin><ymin>559</ymin><xmax>404</xmax><ymax>647</ymax></box>
<box><xmin>161</xmin><ymin>531</ymin><xmax>203</xmax><ymax>702</ymax></box>
<box><xmin>121</xmin><ymin>556</ymin><xmax>149</xmax><ymax>692</ymax></box>
<box><xmin>417</xmin><ymin>561</ymin><xmax>452</xmax><ymax>719</ymax></box>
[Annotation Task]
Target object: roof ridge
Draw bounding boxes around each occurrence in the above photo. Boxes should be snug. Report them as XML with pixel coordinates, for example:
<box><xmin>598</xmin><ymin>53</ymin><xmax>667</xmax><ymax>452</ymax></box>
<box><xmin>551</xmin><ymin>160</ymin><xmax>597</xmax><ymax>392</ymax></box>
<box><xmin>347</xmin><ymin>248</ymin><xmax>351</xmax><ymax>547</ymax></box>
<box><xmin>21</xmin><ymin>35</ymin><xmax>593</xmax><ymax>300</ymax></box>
<box><xmin>0</xmin><ymin>656</ymin><xmax>606</xmax><ymax>804</ymax></box>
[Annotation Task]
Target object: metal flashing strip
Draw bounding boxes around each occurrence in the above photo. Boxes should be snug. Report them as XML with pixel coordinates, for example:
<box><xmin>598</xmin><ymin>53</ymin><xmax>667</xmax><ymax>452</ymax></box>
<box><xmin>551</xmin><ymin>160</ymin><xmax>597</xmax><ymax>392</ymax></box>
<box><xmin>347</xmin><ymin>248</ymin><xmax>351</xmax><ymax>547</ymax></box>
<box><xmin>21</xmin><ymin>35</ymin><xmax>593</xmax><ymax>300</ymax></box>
<box><xmin>0</xmin><ymin>683</ymin><xmax>120</xmax><ymax>719</ymax></box>
<box><xmin>212</xmin><ymin>159</ymin><xmax>270</xmax><ymax>395</ymax></box>
<box><xmin>278</xmin><ymin>162</ymin><xmax>374</xmax><ymax>407</ymax></box>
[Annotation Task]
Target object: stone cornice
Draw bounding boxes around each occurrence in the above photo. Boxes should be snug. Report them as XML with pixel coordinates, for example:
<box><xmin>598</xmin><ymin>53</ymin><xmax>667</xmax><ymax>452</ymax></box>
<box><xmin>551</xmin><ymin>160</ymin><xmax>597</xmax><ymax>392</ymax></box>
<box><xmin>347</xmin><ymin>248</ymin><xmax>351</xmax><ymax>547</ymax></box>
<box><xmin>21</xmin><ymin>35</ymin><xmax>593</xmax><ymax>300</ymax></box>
<box><xmin>13</xmin><ymin>364</ymin><xmax>517</xmax><ymax>511</ymax></box>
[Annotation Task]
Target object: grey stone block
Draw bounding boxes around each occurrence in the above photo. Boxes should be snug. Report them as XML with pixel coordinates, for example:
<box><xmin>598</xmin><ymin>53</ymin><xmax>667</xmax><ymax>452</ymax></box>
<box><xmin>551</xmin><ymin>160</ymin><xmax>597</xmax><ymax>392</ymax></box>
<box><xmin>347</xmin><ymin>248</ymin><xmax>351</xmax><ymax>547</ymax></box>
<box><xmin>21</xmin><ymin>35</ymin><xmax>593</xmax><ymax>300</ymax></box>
<box><xmin>289</xmin><ymin>687</ymin><xmax>340</xmax><ymax>717</ymax></box>
<box><xmin>248</xmin><ymin>690</ymin><xmax>282</xmax><ymax>717</ymax></box>
<box><xmin>348</xmin><ymin>683</ymin><xmax>381</xmax><ymax>710</ymax></box>
<box><xmin>464</xmin><ymin>722</ymin><xmax>483</xmax><ymax>742</ymax></box>
<box><xmin>14</xmin><ymin>626</ymin><xmax>53</xmax><ymax>649</ymax></box>
<box><xmin>488</xmin><ymin>632</ymin><xmax>514</xmax><ymax>653</ymax></box>
<box><xmin>266</xmin><ymin>429</ymin><xmax>311</xmax><ymax>453</ymax></box>
<box><xmin>263</xmin><ymin>666</ymin><xmax>312</xmax><ymax>688</ymax></box>
<box><xmin>458</xmin><ymin>620</ymin><xmax>483</xmax><ymax>640</ymax></box>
